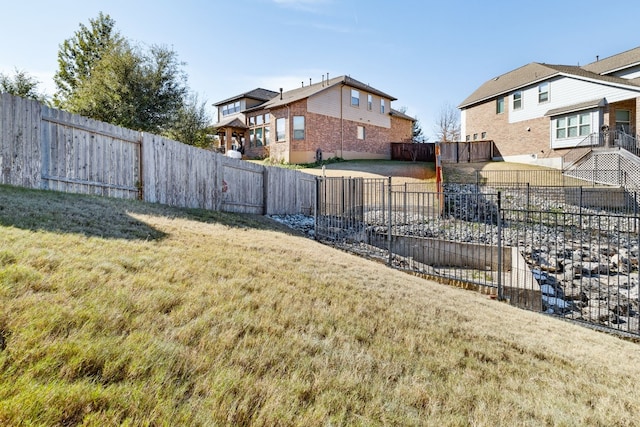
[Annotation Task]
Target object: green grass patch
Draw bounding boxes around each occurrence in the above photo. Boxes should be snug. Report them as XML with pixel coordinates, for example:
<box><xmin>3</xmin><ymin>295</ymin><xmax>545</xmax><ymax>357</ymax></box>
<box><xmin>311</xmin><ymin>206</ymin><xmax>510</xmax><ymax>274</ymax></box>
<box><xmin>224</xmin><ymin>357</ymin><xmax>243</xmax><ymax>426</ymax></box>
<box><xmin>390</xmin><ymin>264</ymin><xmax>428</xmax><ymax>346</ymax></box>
<box><xmin>0</xmin><ymin>183</ymin><xmax>639</xmax><ymax>425</ymax></box>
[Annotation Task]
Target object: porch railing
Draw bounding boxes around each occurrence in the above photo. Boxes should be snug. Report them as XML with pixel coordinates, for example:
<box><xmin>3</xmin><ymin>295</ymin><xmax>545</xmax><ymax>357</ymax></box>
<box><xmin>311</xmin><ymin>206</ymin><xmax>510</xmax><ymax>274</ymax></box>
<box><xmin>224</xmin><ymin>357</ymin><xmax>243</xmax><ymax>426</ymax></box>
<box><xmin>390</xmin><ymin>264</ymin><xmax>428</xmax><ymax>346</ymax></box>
<box><xmin>563</xmin><ymin>130</ymin><xmax>640</xmax><ymax>169</ymax></box>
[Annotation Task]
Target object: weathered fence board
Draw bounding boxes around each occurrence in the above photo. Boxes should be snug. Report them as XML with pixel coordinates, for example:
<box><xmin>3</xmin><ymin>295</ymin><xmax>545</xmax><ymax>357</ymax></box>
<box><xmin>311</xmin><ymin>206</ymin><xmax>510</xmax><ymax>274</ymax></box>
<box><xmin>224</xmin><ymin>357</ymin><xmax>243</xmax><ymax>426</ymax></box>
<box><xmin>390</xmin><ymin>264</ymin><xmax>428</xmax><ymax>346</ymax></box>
<box><xmin>0</xmin><ymin>93</ymin><xmax>41</xmax><ymax>187</ymax></box>
<box><xmin>0</xmin><ymin>94</ymin><xmax>315</xmax><ymax>216</ymax></box>
<box><xmin>265</xmin><ymin>167</ymin><xmax>316</xmax><ymax>215</ymax></box>
<box><xmin>41</xmin><ymin>105</ymin><xmax>140</xmax><ymax>198</ymax></box>
<box><xmin>142</xmin><ymin>134</ymin><xmax>220</xmax><ymax>210</ymax></box>
<box><xmin>221</xmin><ymin>157</ymin><xmax>264</xmax><ymax>214</ymax></box>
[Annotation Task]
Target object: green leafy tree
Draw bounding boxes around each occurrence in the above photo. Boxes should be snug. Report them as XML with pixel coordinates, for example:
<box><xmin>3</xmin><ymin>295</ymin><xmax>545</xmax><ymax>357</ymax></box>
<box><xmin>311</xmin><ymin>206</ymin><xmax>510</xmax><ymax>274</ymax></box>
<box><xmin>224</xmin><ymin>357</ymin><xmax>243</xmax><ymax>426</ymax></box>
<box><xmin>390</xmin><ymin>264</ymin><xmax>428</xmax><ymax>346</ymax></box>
<box><xmin>166</xmin><ymin>92</ymin><xmax>212</xmax><ymax>147</ymax></box>
<box><xmin>56</xmin><ymin>13</ymin><xmax>210</xmax><ymax>139</ymax></box>
<box><xmin>0</xmin><ymin>69</ymin><xmax>48</xmax><ymax>103</ymax></box>
<box><xmin>61</xmin><ymin>39</ymin><xmax>188</xmax><ymax>133</ymax></box>
<box><xmin>54</xmin><ymin>12</ymin><xmax>122</xmax><ymax>107</ymax></box>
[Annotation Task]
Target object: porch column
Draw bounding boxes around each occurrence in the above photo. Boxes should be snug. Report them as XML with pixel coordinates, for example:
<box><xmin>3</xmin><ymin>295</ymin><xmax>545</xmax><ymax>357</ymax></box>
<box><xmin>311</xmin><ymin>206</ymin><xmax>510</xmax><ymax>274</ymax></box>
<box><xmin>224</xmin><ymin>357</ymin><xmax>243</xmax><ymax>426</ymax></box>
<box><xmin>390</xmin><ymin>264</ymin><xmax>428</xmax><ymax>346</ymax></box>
<box><xmin>225</xmin><ymin>128</ymin><xmax>232</xmax><ymax>152</ymax></box>
<box><xmin>635</xmin><ymin>97</ymin><xmax>640</xmax><ymax>136</ymax></box>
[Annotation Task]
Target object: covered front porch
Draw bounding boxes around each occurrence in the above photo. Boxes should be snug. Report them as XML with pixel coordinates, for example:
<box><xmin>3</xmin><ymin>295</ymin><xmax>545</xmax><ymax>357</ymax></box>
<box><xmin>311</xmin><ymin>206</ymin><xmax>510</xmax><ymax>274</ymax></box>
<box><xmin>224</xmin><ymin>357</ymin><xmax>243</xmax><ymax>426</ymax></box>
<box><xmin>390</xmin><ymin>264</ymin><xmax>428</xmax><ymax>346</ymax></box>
<box><xmin>214</xmin><ymin>117</ymin><xmax>247</xmax><ymax>154</ymax></box>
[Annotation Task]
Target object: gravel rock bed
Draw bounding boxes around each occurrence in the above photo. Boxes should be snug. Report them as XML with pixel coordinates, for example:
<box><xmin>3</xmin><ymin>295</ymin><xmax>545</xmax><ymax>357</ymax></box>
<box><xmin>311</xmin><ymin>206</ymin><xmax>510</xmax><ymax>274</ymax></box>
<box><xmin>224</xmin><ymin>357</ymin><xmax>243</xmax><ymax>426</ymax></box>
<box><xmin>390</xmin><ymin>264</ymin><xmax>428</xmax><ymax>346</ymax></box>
<box><xmin>272</xmin><ymin>184</ymin><xmax>640</xmax><ymax>334</ymax></box>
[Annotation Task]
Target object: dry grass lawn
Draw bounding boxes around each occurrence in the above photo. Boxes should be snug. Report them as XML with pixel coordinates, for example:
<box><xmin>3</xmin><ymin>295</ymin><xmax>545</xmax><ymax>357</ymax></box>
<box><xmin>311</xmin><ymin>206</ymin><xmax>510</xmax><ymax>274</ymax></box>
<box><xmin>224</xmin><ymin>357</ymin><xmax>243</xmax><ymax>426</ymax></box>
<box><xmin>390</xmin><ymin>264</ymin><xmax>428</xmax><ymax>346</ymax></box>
<box><xmin>1</xmin><ymin>184</ymin><xmax>640</xmax><ymax>426</ymax></box>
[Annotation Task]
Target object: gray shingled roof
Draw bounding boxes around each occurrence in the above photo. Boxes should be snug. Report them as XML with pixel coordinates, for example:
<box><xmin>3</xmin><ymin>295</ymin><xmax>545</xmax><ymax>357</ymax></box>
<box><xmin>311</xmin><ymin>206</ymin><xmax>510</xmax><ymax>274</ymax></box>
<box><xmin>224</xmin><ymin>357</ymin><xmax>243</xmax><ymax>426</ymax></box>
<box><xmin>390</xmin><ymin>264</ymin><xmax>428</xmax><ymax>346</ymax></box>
<box><xmin>213</xmin><ymin>117</ymin><xmax>247</xmax><ymax>129</ymax></box>
<box><xmin>544</xmin><ymin>98</ymin><xmax>606</xmax><ymax>117</ymax></box>
<box><xmin>259</xmin><ymin>75</ymin><xmax>397</xmax><ymax>110</ymax></box>
<box><xmin>213</xmin><ymin>88</ymin><xmax>279</xmax><ymax>106</ymax></box>
<box><xmin>459</xmin><ymin>62</ymin><xmax>640</xmax><ymax>109</ymax></box>
<box><xmin>390</xmin><ymin>108</ymin><xmax>415</xmax><ymax>121</ymax></box>
<box><xmin>582</xmin><ymin>47</ymin><xmax>640</xmax><ymax>75</ymax></box>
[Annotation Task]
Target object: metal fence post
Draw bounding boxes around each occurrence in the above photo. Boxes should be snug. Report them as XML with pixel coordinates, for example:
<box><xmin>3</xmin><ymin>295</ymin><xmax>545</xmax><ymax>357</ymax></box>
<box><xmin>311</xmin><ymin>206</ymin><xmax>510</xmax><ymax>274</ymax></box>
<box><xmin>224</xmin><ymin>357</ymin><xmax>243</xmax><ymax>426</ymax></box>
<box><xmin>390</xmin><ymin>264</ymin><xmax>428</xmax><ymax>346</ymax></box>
<box><xmin>497</xmin><ymin>191</ymin><xmax>504</xmax><ymax>301</ymax></box>
<box><xmin>314</xmin><ymin>177</ymin><xmax>320</xmax><ymax>241</ymax></box>
<box><xmin>388</xmin><ymin>176</ymin><xmax>393</xmax><ymax>266</ymax></box>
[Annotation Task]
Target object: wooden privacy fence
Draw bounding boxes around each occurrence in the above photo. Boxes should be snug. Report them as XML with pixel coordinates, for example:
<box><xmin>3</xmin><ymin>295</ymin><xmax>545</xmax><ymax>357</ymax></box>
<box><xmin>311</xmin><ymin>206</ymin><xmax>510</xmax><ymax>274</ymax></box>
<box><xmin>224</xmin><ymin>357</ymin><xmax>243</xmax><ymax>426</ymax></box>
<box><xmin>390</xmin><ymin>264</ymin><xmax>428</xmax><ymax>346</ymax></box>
<box><xmin>0</xmin><ymin>93</ymin><xmax>314</xmax><ymax>215</ymax></box>
<box><xmin>390</xmin><ymin>142</ymin><xmax>435</xmax><ymax>162</ymax></box>
<box><xmin>438</xmin><ymin>140</ymin><xmax>494</xmax><ymax>163</ymax></box>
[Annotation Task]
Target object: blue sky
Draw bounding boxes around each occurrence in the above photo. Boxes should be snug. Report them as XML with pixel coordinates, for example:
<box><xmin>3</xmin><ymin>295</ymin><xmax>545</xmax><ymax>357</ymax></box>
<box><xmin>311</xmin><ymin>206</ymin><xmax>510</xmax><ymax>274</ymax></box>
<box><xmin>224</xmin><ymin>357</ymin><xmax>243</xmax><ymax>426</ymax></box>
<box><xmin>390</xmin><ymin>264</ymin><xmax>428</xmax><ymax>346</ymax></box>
<box><xmin>2</xmin><ymin>0</ymin><xmax>640</xmax><ymax>140</ymax></box>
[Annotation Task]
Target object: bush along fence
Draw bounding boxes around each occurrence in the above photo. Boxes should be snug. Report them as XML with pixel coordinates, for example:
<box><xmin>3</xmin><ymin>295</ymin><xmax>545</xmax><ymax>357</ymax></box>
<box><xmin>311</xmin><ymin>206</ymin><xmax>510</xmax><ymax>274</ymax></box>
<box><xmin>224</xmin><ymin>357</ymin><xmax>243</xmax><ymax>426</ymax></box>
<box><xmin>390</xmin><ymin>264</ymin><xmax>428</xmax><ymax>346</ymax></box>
<box><xmin>0</xmin><ymin>93</ymin><xmax>314</xmax><ymax>215</ymax></box>
<box><xmin>315</xmin><ymin>177</ymin><xmax>640</xmax><ymax>338</ymax></box>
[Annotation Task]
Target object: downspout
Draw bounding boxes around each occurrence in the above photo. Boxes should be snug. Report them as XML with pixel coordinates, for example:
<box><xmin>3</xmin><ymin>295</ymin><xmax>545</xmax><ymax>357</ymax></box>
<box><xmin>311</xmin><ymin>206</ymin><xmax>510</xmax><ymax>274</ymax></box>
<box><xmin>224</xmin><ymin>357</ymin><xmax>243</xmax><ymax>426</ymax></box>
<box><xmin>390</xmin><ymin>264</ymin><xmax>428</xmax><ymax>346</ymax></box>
<box><xmin>286</xmin><ymin>105</ymin><xmax>291</xmax><ymax>163</ymax></box>
<box><xmin>340</xmin><ymin>83</ymin><xmax>344</xmax><ymax>158</ymax></box>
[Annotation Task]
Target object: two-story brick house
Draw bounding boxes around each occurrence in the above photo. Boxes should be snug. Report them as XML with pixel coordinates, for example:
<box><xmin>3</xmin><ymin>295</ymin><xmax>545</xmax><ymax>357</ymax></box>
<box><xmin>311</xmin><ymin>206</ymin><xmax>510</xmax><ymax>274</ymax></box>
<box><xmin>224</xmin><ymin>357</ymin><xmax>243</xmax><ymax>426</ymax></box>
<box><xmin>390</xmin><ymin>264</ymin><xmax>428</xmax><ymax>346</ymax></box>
<box><xmin>213</xmin><ymin>75</ymin><xmax>414</xmax><ymax>164</ymax></box>
<box><xmin>459</xmin><ymin>47</ymin><xmax>640</xmax><ymax>168</ymax></box>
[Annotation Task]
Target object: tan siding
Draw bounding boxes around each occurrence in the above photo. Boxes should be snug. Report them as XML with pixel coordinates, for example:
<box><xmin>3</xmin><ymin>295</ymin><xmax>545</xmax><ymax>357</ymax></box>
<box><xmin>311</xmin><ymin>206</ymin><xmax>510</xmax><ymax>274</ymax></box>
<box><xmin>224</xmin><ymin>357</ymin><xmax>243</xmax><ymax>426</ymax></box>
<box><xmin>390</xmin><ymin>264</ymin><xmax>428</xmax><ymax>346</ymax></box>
<box><xmin>341</xmin><ymin>86</ymin><xmax>391</xmax><ymax>128</ymax></box>
<box><xmin>308</xmin><ymin>86</ymin><xmax>342</xmax><ymax>118</ymax></box>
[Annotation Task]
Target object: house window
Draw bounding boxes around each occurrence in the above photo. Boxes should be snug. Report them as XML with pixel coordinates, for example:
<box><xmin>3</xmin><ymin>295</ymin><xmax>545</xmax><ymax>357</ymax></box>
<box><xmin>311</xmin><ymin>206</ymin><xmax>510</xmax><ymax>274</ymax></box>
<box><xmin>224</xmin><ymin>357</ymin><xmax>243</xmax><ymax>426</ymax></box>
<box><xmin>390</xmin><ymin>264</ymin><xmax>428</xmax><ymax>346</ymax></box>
<box><xmin>616</xmin><ymin>110</ymin><xmax>631</xmax><ymax>132</ymax></box>
<box><xmin>556</xmin><ymin>113</ymin><xmax>591</xmax><ymax>139</ymax></box>
<box><xmin>466</xmin><ymin>135</ymin><xmax>470</xmax><ymax>142</ymax></box>
<box><xmin>367</xmin><ymin>94</ymin><xmax>373</xmax><ymax>110</ymax></box>
<box><xmin>265</xmin><ymin>113</ymin><xmax>270</xmax><ymax>123</ymax></box>
<box><xmin>276</xmin><ymin>117</ymin><xmax>285</xmax><ymax>141</ymax></box>
<box><xmin>473</xmin><ymin>133</ymin><xmax>478</xmax><ymax>140</ymax></box>
<box><xmin>513</xmin><ymin>91</ymin><xmax>522</xmax><ymax>110</ymax></box>
<box><xmin>249</xmin><ymin>116</ymin><xmax>255</xmax><ymax>126</ymax></box>
<box><xmin>481</xmin><ymin>132</ymin><xmax>487</xmax><ymax>139</ymax></box>
<box><xmin>351</xmin><ymin>89</ymin><xmax>360</xmax><ymax>107</ymax></box>
<box><xmin>264</xmin><ymin>126</ymin><xmax>270</xmax><ymax>145</ymax></box>
<box><xmin>380</xmin><ymin>99</ymin><xmax>385</xmax><ymax>114</ymax></box>
<box><xmin>249</xmin><ymin>129</ymin><xmax>255</xmax><ymax>147</ymax></box>
<box><xmin>255</xmin><ymin>128</ymin><xmax>263</xmax><ymax>146</ymax></box>
<box><xmin>256</xmin><ymin>115</ymin><xmax>264</xmax><ymax>125</ymax></box>
<box><xmin>357</xmin><ymin>125</ymin><xmax>365</xmax><ymax>140</ymax></box>
<box><xmin>496</xmin><ymin>97</ymin><xmax>505</xmax><ymax>114</ymax></box>
<box><xmin>222</xmin><ymin>101</ymin><xmax>241</xmax><ymax>116</ymax></box>
<box><xmin>293</xmin><ymin>116</ymin><xmax>305</xmax><ymax>140</ymax></box>
<box><xmin>538</xmin><ymin>82</ymin><xmax>549</xmax><ymax>103</ymax></box>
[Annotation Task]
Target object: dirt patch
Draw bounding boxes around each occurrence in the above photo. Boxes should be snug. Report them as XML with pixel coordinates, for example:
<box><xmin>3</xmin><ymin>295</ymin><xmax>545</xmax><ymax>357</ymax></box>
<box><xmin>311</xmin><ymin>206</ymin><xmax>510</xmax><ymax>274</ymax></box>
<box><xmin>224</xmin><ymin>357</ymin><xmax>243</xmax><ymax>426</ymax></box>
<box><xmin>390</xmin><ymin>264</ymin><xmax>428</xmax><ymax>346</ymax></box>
<box><xmin>442</xmin><ymin>161</ymin><xmax>556</xmax><ymax>183</ymax></box>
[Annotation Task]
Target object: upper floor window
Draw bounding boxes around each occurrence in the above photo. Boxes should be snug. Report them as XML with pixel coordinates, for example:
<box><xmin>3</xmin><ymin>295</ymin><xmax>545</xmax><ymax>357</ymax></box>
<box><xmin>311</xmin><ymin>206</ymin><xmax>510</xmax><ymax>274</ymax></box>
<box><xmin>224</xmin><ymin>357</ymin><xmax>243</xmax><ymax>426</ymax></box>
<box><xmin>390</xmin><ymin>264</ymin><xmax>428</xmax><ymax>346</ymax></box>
<box><xmin>367</xmin><ymin>94</ymin><xmax>373</xmax><ymax>110</ymax></box>
<box><xmin>481</xmin><ymin>132</ymin><xmax>487</xmax><ymax>139</ymax></box>
<box><xmin>256</xmin><ymin>115</ymin><xmax>264</xmax><ymax>125</ymax></box>
<box><xmin>380</xmin><ymin>99</ymin><xmax>385</xmax><ymax>114</ymax></box>
<box><xmin>513</xmin><ymin>91</ymin><xmax>522</xmax><ymax>110</ymax></box>
<box><xmin>293</xmin><ymin>116</ymin><xmax>305</xmax><ymax>140</ymax></box>
<box><xmin>276</xmin><ymin>117</ymin><xmax>285</xmax><ymax>141</ymax></box>
<box><xmin>351</xmin><ymin>89</ymin><xmax>360</xmax><ymax>107</ymax></box>
<box><xmin>496</xmin><ymin>96</ymin><xmax>505</xmax><ymax>114</ymax></box>
<box><xmin>265</xmin><ymin>113</ymin><xmax>270</xmax><ymax>123</ymax></box>
<box><xmin>222</xmin><ymin>101</ymin><xmax>241</xmax><ymax>116</ymax></box>
<box><xmin>466</xmin><ymin>135</ymin><xmax>470</xmax><ymax>142</ymax></box>
<box><xmin>538</xmin><ymin>82</ymin><xmax>549</xmax><ymax>103</ymax></box>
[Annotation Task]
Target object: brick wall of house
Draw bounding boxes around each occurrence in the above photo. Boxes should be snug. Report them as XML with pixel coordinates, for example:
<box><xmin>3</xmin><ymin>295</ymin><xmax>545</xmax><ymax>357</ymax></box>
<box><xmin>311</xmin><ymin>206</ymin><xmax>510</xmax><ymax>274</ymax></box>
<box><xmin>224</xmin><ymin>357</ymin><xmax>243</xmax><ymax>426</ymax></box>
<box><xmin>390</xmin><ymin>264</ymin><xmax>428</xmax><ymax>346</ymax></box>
<box><xmin>464</xmin><ymin>100</ymin><xmax>557</xmax><ymax>159</ymax></box>
<box><xmin>609</xmin><ymin>99</ymin><xmax>636</xmax><ymax>134</ymax></box>
<box><xmin>390</xmin><ymin>116</ymin><xmax>413</xmax><ymax>142</ymax></box>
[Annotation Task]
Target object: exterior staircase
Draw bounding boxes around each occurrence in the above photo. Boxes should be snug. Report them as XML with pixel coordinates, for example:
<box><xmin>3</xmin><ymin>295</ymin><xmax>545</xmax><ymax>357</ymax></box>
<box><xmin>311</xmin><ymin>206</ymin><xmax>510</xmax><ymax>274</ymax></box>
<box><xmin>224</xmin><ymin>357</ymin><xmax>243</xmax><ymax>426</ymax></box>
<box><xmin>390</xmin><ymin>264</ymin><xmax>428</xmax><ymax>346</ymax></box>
<box><xmin>562</xmin><ymin>130</ymin><xmax>640</xmax><ymax>188</ymax></box>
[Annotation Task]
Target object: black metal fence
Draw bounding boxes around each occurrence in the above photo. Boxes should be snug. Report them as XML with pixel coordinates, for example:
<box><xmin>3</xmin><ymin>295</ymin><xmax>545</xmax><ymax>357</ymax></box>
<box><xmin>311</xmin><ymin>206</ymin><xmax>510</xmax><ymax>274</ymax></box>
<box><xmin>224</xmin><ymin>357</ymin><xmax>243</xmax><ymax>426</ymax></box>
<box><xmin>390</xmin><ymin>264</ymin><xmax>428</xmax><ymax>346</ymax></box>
<box><xmin>315</xmin><ymin>177</ymin><xmax>640</xmax><ymax>337</ymax></box>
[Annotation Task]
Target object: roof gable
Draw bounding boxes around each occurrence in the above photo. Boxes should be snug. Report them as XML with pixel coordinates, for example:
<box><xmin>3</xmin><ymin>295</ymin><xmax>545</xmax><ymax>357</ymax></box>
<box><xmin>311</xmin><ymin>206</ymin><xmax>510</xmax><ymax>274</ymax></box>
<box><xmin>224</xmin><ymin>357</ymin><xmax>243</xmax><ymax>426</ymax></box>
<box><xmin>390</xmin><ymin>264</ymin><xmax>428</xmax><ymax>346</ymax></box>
<box><xmin>458</xmin><ymin>63</ymin><xmax>560</xmax><ymax>109</ymax></box>
<box><xmin>213</xmin><ymin>88</ymin><xmax>279</xmax><ymax>106</ymax></box>
<box><xmin>459</xmin><ymin>61</ymin><xmax>640</xmax><ymax>109</ymax></box>
<box><xmin>582</xmin><ymin>47</ymin><xmax>640</xmax><ymax>75</ymax></box>
<box><xmin>259</xmin><ymin>75</ymin><xmax>397</xmax><ymax>110</ymax></box>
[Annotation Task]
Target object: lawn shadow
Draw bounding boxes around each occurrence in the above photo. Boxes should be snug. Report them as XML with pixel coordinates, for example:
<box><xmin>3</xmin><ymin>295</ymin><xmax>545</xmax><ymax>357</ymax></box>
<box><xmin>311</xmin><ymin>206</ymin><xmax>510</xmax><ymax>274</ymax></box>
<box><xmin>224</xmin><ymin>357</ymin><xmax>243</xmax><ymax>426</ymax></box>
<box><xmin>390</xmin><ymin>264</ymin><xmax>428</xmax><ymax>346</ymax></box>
<box><xmin>0</xmin><ymin>185</ymin><xmax>296</xmax><ymax>241</ymax></box>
